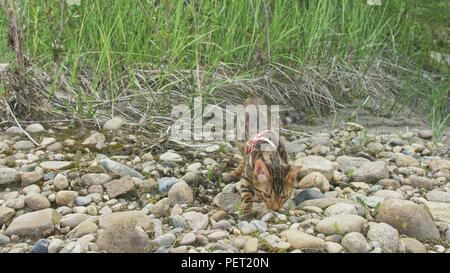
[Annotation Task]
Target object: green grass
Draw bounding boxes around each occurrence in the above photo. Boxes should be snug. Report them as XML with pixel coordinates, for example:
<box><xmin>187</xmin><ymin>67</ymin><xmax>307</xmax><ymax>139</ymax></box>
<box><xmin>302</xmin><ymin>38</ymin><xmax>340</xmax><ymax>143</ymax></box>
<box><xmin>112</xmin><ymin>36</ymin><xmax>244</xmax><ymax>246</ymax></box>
<box><xmin>0</xmin><ymin>0</ymin><xmax>448</xmax><ymax>126</ymax></box>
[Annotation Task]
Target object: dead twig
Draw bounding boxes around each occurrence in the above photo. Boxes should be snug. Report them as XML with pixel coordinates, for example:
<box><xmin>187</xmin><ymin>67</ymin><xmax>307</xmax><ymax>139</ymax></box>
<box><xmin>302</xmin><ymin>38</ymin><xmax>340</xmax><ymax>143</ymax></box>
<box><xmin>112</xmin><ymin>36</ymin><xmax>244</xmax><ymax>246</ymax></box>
<box><xmin>3</xmin><ymin>98</ymin><xmax>40</xmax><ymax>146</ymax></box>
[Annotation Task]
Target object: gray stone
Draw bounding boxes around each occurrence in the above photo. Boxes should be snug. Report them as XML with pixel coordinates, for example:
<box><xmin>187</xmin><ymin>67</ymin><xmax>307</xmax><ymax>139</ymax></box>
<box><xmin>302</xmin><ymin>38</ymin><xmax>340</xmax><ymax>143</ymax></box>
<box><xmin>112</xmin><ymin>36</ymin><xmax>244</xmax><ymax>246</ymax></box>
<box><xmin>168</xmin><ymin>181</ymin><xmax>193</xmax><ymax>206</ymax></box>
<box><xmin>40</xmin><ymin>161</ymin><xmax>72</xmax><ymax>170</ymax></box>
<box><xmin>96</xmin><ymin>218</ymin><xmax>152</xmax><ymax>253</ymax></box>
<box><xmin>429</xmin><ymin>159</ymin><xmax>450</xmax><ymax>172</ymax></box>
<box><xmin>6</xmin><ymin>126</ymin><xmax>25</xmax><ymax>135</ymax></box>
<box><xmin>418</xmin><ymin>130</ymin><xmax>433</xmax><ymax>140</ymax></box>
<box><xmin>98</xmin><ymin>156</ymin><xmax>144</xmax><ymax>179</ymax></box>
<box><xmin>264</xmin><ymin>234</ymin><xmax>291</xmax><ymax>250</ymax></box>
<box><xmin>82</xmin><ymin>132</ymin><xmax>106</xmax><ymax>149</ymax></box>
<box><xmin>5</xmin><ymin>209</ymin><xmax>60</xmax><ymax>237</ymax></box>
<box><xmin>212</xmin><ymin>220</ymin><xmax>232</xmax><ymax>231</ymax></box>
<box><xmin>367</xmin><ymin>222</ymin><xmax>399</xmax><ymax>253</ymax></box>
<box><xmin>324</xmin><ymin>203</ymin><xmax>358</xmax><ymax>216</ymax></box>
<box><xmin>377</xmin><ymin>179</ymin><xmax>401</xmax><ymax>189</ymax></box>
<box><xmin>25</xmin><ymin>193</ymin><xmax>51</xmax><ymax>211</ymax></box>
<box><xmin>180</xmin><ymin>232</ymin><xmax>196</xmax><ymax>245</ymax></box>
<box><xmin>25</xmin><ymin>124</ymin><xmax>45</xmax><ymax>133</ymax></box>
<box><xmin>76</xmin><ymin>196</ymin><xmax>92</xmax><ymax>206</ymax></box>
<box><xmin>352</xmin><ymin>194</ymin><xmax>384</xmax><ymax>208</ymax></box>
<box><xmin>213</xmin><ymin>192</ymin><xmax>240</xmax><ymax>212</ymax></box>
<box><xmin>280</xmin><ymin>230</ymin><xmax>325</xmax><ymax>252</ymax></box>
<box><xmin>375</xmin><ymin>199</ymin><xmax>440</xmax><ymax>241</ymax></box>
<box><xmin>298</xmin><ymin>198</ymin><xmax>365</xmax><ymax>216</ymax></box>
<box><xmin>48</xmin><ymin>238</ymin><xmax>64</xmax><ymax>253</ymax></box>
<box><xmin>207</xmin><ymin>230</ymin><xmax>228</xmax><ymax>241</ymax></box>
<box><xmin>373</xmin><ymin>190</ymin><xmax>405</xmax><ymax>200</ymax></box>
<box><xmin>285</xmin><ymin>141</ymin><xmax>306</xmax><ymax>154</ymax></box>
<box><xmin>183</xmin><ymin>211</ymin><xmax>209</xmax><ymax>230</ymax></box>
<box><xmin>31</xmin><ymin>239</ymin><xmax>49</xmax><ymax>253</ymax></box>
<box><xmin>149</xmin><ymin>198</ymin><xmax>170</xmax><ymax>217</ymax></box>
<box><xmin>104</xmin><ymin>176</ymin><xmax>135</xmax><ymax>198</ymax></box>
<box><xmin>103</xmin><ymin>117</ymin><xmax>124</xmax><ymax>131</ymax></box>
<box><xmin>158</xmin><ymin>177</ymin><xmax>181</xmax><ymax>193</ymax></box>
<box><xmin>21</xmin><ymin>170</ymin><xmax>44</xmax><ymax>185</ymax></box>
<box><xmin>4</xmin><ymin>197</ymin><xmax>25</xmax><ymax>210</ymax></box>
<box><xmin>426</xmin><ymin>201</ymin><xmax>450</xmax><ymax>224</ymax></box>
<box><xmin>56</xmin><ymin>190</ymin><xmax>78</xmax><ymax>207</ymax></box>
<box><xmin>298</xmin><ymin>172</ymin><xmax>330</xmax><ymax>193</ymax></box>
<box><xmin>315</xmin><ymin>214</ymin><xmax>367</xmax><ymax>235</ymax></box>
<box><xmin>40</xmin><ymin>137</ymin><xmax>56</xmax><ymax>147</ymax></box>
<box><xmin>0</xmin><ymin>207</ymin><xmax>15</xmax><ymax>225</ymax></box>
<box><xmin>388</xmin><ymin>138</ymin><xmax>405</xmax><ymax>147</ymax></box>
<box><xmin>53</xmin><ymin>174</ymin><xmax>69</xmax><ymax>190</ymax></box>
<box><xmin>243</xmin><ymin>238</ymin><xmax>259</xmax><ymax>253</ymax></box>
<box><xmin>294</xmin><ymin>189</ymin><xmax>325</xmax><ymax>206</ymax></box>
<box><xmin>342</xmin><ymin>232</ymin><xmax>370</xmax><ymax>253</ymax></box>
<box><xmin>425</xmin><ymin>191</ymin><xmax>450</xmax><ymax>203</ymax></box>
<box><xmin>0</xmin><ymin>234</ymin><xmax>10</xmax><ymax>245</ymax></box>
<box><xmin>169</xmin><ymin>215</ymin><xmax>186</xmax><ymax>228</ymax></box>
<box><xmin>250</xmin><ymin>220</ymin><xmax>268</xmax><ymax>233</ymax></box>
<box><xmin>238</xmin><ymin>221</ymin><xmax>257</xmax><ymax>235</ymax></box>
<box><xmin>408</xmin><ymin>175</ymin><xmax>432</xmax><ymax>189</ymax></box>
<box><xmin>98</xmin><ymin>211</ymin><xmax>152</xmax><ymax>231</ymax></box>
<box><xmin>204</xmin><ymin>144</ymin><xmax>220</xmax><ymax>153</ymax></box>
<box><xmin>67</xmin><ymin>219</ymin><xmax>99</xmax><ymax>239</ymax></box>
<box><xmin>159</xmin><ymin>151</ymin><xmax>183</xmax><ymax>162</ymax></box>
<box><xmin>352</xmin><ymin>161</ymin><xmax>389</xmax><ymax>184</ymax></box>
<box><xmin>14</xmin><ymin>141</ymin><xmax>35</xmax><ymax>150</ymax></box>
<box><xmin>60</xmin><ymin>213</ymin><xmax>90</xmax><ymax>228</ymax></box>
<box><xmin>336</xmin><ymin>156</ymin><xmax>370</xmax><ymax>172</ymax></box>
<box><xmin>0</xmin><ymin>167</ymin><xmax>20</xmax><ymax>185</ymax></box>
<box><xmin>181</xmin><ymin>171</ymin><xmax>203</xmax><ymax>184</ymax></box>
<box><xmin>400</xmin><ymin>238</ymin><xmax>427</xmax><ymax>253</ymax></box>
<box><xmin>294</xmin><ymin>156</ymin><xmax>334</xmax><ymax>180</ymax></box>
<box><xmin>395</xmin><ymin>153</ymin><xmax>420</xmax><ymax>167</ymax></box>
<box><xmin>153</xmin><ymin>233</ymin><xmax>176</xmax><ymax>248</ymax></box>
<box><xmin>325</xmin><ymin>241</ymin><xmax>343</xmax><ymax>253</ymax></box>
<box><xmin>81</xmin><ymin>173</ymin><xmax>112</xmax><ymax>186</ymax></box>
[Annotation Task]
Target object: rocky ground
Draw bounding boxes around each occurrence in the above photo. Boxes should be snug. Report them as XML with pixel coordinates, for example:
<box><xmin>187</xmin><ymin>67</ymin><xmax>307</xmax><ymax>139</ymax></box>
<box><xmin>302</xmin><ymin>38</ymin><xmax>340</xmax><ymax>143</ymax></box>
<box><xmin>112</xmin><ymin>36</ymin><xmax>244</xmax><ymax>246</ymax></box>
<box><xmin>1</xmin><ymin>116</ymin><xmax>450</xmax><ymax>253</ymax></box>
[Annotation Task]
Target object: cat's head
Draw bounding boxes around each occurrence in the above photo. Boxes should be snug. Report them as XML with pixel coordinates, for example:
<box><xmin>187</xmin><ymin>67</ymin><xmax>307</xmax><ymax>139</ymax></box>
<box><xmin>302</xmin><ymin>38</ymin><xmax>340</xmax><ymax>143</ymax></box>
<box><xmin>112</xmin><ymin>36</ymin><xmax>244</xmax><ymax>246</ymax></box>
<box><xmin>253</xmin><ymin>159</ymin><xmax>301</xmax><ymax>211</ymax></box>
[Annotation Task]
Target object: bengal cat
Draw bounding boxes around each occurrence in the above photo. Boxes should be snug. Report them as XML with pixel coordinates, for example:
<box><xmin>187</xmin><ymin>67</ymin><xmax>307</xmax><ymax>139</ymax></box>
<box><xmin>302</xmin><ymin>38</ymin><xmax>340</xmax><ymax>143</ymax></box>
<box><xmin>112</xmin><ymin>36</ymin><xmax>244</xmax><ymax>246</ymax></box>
<box><xmin>232</xmin><ymin>96</ymin><xmax>301</xmax><ymax>218</ymax></box>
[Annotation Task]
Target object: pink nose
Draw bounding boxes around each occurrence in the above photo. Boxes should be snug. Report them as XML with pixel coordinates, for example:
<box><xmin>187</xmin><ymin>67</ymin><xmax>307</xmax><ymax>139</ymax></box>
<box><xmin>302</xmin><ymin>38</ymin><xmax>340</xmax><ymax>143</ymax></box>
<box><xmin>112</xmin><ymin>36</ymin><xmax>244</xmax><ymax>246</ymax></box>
<box><xmin>267</xmin><ymin>201</ymin><xmax>282</xmax><ymax>211</ymax></box>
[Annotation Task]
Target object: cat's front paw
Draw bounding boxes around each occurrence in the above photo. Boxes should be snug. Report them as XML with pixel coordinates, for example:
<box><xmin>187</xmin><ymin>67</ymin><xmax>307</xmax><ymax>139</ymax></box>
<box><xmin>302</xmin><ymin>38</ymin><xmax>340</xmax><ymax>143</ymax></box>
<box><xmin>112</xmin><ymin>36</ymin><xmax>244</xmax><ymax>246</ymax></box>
<box><xmin>239</xmin><ymin>210</ymin><xmax>257</xmax><ymax>221</ymax></box>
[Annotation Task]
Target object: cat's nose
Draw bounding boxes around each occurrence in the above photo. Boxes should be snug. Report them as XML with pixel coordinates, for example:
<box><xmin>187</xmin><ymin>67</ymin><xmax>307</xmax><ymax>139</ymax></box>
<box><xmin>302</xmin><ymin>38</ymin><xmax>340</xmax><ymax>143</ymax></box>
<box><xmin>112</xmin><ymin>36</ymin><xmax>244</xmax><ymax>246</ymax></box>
<box><xmin>270</xmin><ymin>202</ymin><xmax>282</xmax><ymax>211</ymax></box>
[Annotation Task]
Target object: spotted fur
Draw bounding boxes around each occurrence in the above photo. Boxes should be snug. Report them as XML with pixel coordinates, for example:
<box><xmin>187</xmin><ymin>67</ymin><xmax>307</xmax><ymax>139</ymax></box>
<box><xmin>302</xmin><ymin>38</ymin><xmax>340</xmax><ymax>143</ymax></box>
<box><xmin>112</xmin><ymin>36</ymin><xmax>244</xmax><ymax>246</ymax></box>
<box><xmin>232</xmin><ymin>97</ymin><xmax>301</xmax><ymax>217</ymax></box>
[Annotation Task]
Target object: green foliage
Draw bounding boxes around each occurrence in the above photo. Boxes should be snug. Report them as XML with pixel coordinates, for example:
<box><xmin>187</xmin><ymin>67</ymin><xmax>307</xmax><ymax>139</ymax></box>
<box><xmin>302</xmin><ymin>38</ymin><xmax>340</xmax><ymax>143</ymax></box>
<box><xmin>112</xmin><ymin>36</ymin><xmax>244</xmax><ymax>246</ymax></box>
<box><xmin>0</xmin><ymin>83</ymin><xmax>5</xmax><ymax>98</ymax></box>
<box><xmin>0</xmin><ymin>0</ymin><xmax>448</xmax><ymax>123</ymax></box>
<box><xmin>430</xmin><ymin>80</ymin><xmax>450</xmax><ymax>148</ymax></box>
<box><xmin>1</xmin><ymin>1</ymin><xmax>445</xmax><ymax>77</ymax></box>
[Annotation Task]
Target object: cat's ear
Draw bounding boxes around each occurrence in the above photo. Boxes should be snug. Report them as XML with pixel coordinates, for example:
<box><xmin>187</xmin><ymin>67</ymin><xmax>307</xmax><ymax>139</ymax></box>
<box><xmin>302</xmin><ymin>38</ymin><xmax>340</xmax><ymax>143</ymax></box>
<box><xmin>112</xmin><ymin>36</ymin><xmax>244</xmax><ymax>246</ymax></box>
<box><xmin>286</xmin><ymin>165</ymin><xmax>302</xmax><ymax>185</ymax></box>
<box><xmin>254</xmin><ymin>159</ymin><xmax>270</xmax><ymax>183</ymax></box>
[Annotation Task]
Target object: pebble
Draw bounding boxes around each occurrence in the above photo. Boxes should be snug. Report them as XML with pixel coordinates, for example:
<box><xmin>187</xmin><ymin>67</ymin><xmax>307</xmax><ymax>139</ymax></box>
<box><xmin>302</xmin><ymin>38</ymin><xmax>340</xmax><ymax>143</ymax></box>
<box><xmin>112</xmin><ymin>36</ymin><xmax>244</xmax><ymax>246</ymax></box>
<box><xmin>238</xmin><ymin>221</ymin><xmax>258</xmax><ymax>235</ymax></box>
<box><xmin>180</xmin><ymin>232</ymin><xmax>196</xmax><ymax>245</ymax></box>
<box><xmin>341</xmin><ymin>232</ymin><xmax>370</xmax><ymax>253</ymax></box>
<box><xmin>159</xmin><ymin>151</ymin><xmax>183</xmax><ymax>162</ymax></box>
<box><xmin>103</xmin><ymin>117</ymin><xmax>124</xmax><ymax>131</ymax></box>
<box><xmin>53</xmin><ymin>174</ymin><xmax>69</xmax><ymax>190</ymax></box>
<box><xmin>30</xmin><ymin>239</ymin><xmax>49</xmax><ymax>253</ymax></box>
<box><xmin>56</xmin><ymin>190</ymin><xmax>78</xmax><ymax>207</ymax></box>
<box><xmin>294</xmin><ymin>189</ymin><xmax>325</xmax><ymax>205</ymax></box>
<box><xmin>265</xmin><ymin>234</ymin><xmax>291</xmax><ymax>250</ymax></box>
<box><xmin>168</xmin><ymin>181</ymin><xmax>194</xmax><ymax>206</ymax></box>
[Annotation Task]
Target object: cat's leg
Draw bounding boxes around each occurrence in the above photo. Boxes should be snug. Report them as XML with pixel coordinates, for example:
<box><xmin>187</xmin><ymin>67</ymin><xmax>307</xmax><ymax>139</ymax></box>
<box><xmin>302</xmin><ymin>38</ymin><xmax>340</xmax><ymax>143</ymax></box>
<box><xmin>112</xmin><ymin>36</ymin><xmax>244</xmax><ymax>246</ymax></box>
<box><xmin>230</xmin><ymin>158</ymin><xmax>245</xmax><ymax>182</ymax></box>
<box><xmin>239</xmin><ymin>177</ymin><xmax>256</xmax><ymax>219</ymax></box>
